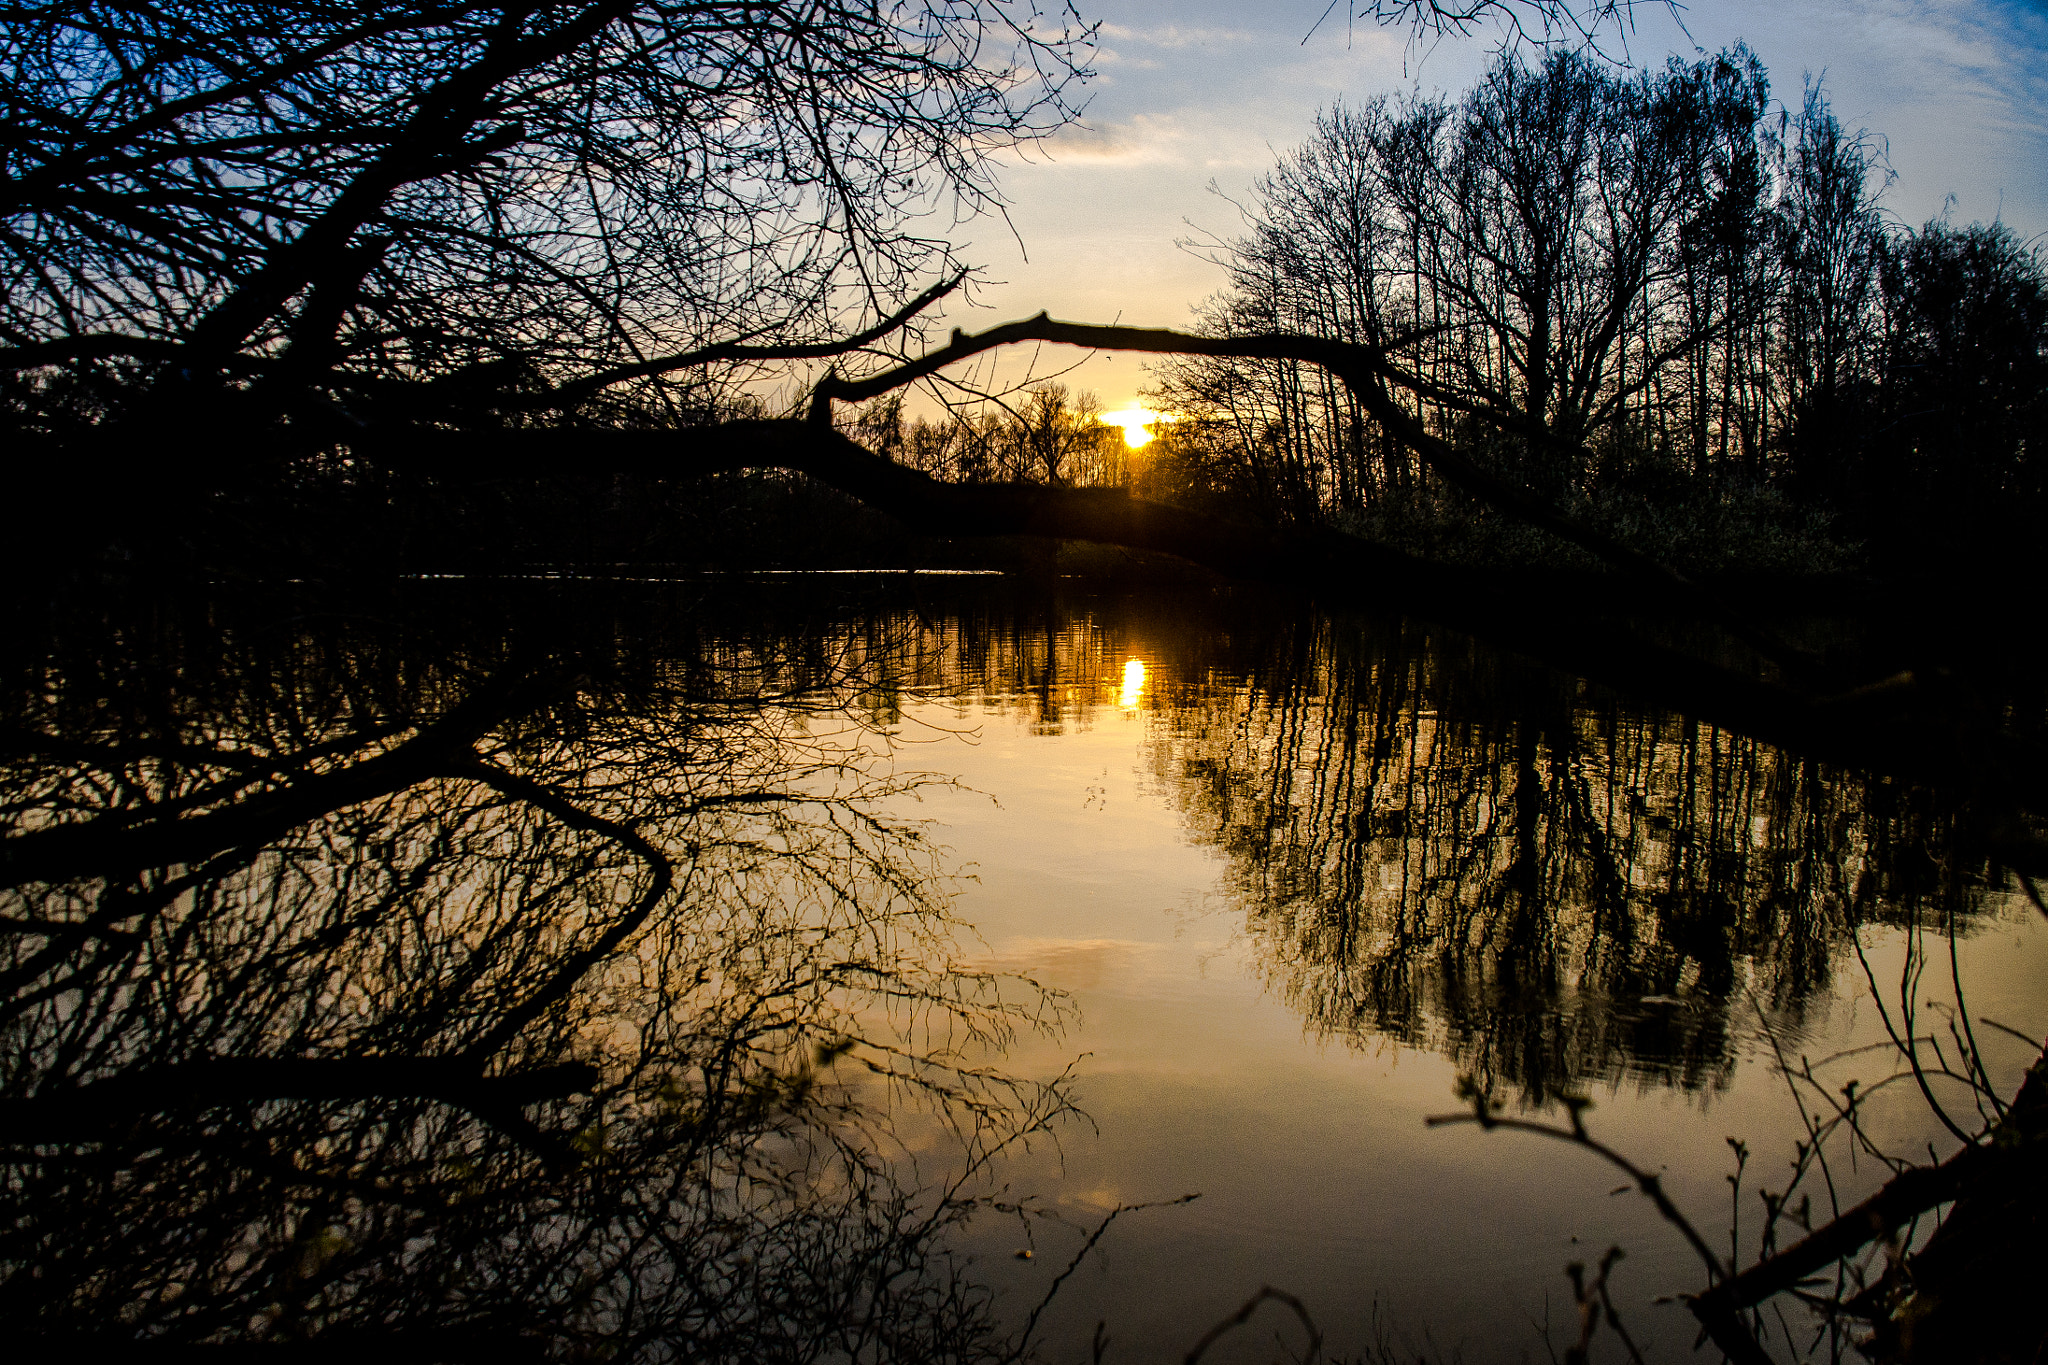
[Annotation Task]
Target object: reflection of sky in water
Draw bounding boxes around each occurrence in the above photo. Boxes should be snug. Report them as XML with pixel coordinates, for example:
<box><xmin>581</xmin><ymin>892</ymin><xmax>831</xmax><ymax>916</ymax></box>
<box><xmin>864</xmin><ymin>600</ymin><xmax>2048</xmax><ymax>1363</ymax></box>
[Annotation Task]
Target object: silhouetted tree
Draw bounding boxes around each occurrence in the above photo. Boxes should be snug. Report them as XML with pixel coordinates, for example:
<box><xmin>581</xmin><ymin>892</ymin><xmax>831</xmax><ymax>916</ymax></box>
<box><xmin>1772</xmin><ymin>81</ymin><xmax>1889</xmax><ymax>506</ymax></box>
<box><xmin>1149</xmin><ymin>44</ymin><xmax>2046</xmax><ymax>586</ymax></box>
<box><xmin>0</xmin><ymin>0</ymin><xmax>1092</xmax><ymax>515</ymax></box>
<box><xmin>1869</xmin><ymin>220</ymin><xmax>2048</xmax><ymax>542</ymax></box>
<box><xmin>1154</xmin><ymin>47</ymin><xmax>1790</xmax><ymax>548</ymax></box>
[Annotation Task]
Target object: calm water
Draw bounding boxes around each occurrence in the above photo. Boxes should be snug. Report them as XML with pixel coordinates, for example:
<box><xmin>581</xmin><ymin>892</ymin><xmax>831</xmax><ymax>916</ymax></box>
<box><xmin>818</xmin><ymin>587</ymin><xmax>2048</xmax><ymax>1360</ymax></box>
<box><xmin>6</xmin><ymin>580</ymin><xmax>2043</xmax><ymax>1361</ymax></box>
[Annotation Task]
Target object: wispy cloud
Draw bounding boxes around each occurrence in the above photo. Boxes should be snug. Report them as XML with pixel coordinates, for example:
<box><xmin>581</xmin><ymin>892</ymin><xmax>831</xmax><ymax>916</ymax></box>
<box><xmin>1088</xmin><ymin>43</ymin><xmax>1161</xmax><ymax>71</ymax></box>
<box><xmin>1750</xmin><ymin>0</ymin><xmax>2048</xmax><ymax>223</ymax></box>
<box><xmin>1006</xmin><ymin>110</ymin><xmax>1275</xmax><ymax>170</ymax></box>
<box><xmin>1097</xmin><ymin>21</ymin><xmax>1263</xmax><ymax>49</ymax></box>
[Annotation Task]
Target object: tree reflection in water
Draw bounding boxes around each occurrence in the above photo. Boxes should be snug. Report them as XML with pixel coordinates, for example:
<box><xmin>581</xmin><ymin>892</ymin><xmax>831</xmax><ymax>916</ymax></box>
<box><xmin>5</xmin><ymin>582</ymin><xmax>2025</xmax><ymax>1357</ymax></box>
<box><xmin>0</xmin><ymin>585</ymin><xmax>1071</xmax><ymax>1359</ymax></box>
<box><xmin>861</xmin><ymin>592</ymin><xmax>1997</xmax><ymax>1105</ymax></box>
<box><xmin>842</xmin><ymin>590</ymin><xmax>2039</xmax><ymax>1358</ymax></box>
<box><xmin>1144</xmin><ymin>613</ymin><xmax>1987</xmax><ymax>1103</ymax></box>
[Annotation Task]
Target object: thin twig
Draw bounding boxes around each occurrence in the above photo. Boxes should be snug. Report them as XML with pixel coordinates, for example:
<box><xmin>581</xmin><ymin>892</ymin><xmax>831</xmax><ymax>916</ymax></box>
<box><xmin>1013</xmin><ymin>1194</ymin><xmax>1201</xmax><ymax>1359</ymax></box>
<box><xmin>1183</xmin><ymin>1285</ymin><xmax>1324</xmax><ymax>1365</ymax></box>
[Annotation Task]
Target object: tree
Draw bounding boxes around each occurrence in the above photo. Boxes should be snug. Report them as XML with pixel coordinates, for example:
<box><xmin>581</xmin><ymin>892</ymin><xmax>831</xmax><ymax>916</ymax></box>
<box><xmin>1149</xmin><ymin>46</ymin><xmax>2047</xmax><ymax>589</ymax></box>
<box><xmin>1155</xmin><ymin>47</ymin><xmax>1776</xmax><ymax>538</ymax></box>
<box><xmin>1</xmin><ymin>0</ymin><xmax>1092</xmax><ymax>489</ymax></box>
<box><xmin>1872</xmin><ymin>220</ymin><xmax>2048</xmax><ymax>536</ymax></box>
<box><xmin>1772</xmin><ymin>80</ymin><xmax>1888</xmax><ymax>504</ymax></box>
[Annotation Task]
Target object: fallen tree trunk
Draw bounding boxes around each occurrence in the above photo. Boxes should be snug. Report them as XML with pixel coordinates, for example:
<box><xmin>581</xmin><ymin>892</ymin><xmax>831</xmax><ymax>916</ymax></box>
<box><xmin>1684</xmin><ymin>1038</ymin><xmax>2048</xmax><ymax>1362</ymax></box>
<box><xmin>359</xmin><ymin>417</ymin><xmax>2048</xmax><ymax>834</ymax></box>
<box><xmin>1861</xmin><ymin>1046</ymin><xmax>2048</xmax><ymax>1363</ymax></box>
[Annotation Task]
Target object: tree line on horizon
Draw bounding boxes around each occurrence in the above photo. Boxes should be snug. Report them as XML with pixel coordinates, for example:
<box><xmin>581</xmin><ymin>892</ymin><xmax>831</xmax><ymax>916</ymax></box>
<box><xmin>854</xmin><ymin>45</ymin><xmax>2047</xmax><ymax>581</ymax></box>
<box><xmin>1136</xmin><ymin>46</ymin><xmax>2048</xmax><ymax>576</ymax></box>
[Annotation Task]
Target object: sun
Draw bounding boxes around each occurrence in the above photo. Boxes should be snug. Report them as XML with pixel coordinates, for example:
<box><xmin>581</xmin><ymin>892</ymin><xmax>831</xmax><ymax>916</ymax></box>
<box><xmin>1101</xmin><ymin>407</ymin><xmax>1168</xmax><ymax>450</ymax></box>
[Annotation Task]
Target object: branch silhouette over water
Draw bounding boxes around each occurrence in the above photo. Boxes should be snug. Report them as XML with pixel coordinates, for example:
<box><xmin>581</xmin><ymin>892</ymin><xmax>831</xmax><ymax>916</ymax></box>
<box><xmin>0</xmin><ymin>585</ymin><xmax>1085</xmax><ymax>1359</ymax></box>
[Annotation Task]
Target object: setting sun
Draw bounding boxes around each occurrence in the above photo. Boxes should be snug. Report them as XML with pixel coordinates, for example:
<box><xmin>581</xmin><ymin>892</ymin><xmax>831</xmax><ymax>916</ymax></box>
<box><xmin>1101</xmin><ymin>407</ymin><xmax>1167</xmax><ymax>450</ymax></box>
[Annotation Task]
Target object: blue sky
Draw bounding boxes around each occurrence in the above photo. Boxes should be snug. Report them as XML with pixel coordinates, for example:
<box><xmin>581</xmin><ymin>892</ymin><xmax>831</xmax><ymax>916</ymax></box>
<box><xmin>935</xmin><ymin>0</ymin><xmax>2048</xmax><ymax>411</ymax></box>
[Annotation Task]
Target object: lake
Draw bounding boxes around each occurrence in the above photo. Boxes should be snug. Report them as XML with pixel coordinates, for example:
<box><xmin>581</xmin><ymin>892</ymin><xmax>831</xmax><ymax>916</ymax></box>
<box><xmin>5</xmin><ymin>577</ymin><xmax>2042</xmax><ymax>1361</ymax></box>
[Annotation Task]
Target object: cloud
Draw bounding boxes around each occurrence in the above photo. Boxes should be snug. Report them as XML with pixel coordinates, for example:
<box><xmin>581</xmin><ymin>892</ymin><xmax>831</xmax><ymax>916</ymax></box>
<box><xmin>1006</xmin><ymin>110</ymin><xmax>1277</xmax><ymax>171</ymax></box>
<box><xmin>1033</xmin><ymin>112</ymin><xmax>1182</xmax><ymax>166</ymax></box>
<box><xmin>1738</xmin><ymin>0</ymin><xmax>2048</xmax><ymax>226</ymax></box>
<box><xmin>1087</xmin><ymin>44</ymin><xmax>1160</xmax><ymax>71</ymax></box>
<box><xmin>1097</xmin><ymin>21</ymin><xmax>1262</xmax><ymax>49</ymax></box>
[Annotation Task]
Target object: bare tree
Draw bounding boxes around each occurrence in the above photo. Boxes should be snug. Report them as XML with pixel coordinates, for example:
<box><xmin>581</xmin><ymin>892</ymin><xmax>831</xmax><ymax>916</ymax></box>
<box><xmin>1</xmin><ymin>0</ymin><xmax>1094</xmax><ymax>491</ymax></box>
<box><xmin>1342</xmin><ymin>1</ymin><xmax>1675</xmax><ymax>42</ymax></box>
<box><xmin>1772</xmin><ymin>81</ymin><xmax>1890</xmax><ymax>499</ymax></box>
<box><xmin>1158</xmin><ymin>46</ymin><xmax>1779</xmax><ymax>533</ymax></box>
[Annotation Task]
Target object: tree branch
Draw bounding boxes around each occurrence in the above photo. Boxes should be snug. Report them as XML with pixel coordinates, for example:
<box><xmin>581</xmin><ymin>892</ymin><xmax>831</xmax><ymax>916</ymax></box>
<box><xmin>1690</xmin><ymin>1038</ymin><xmax>2048</xmax><ymax>1328</ymax></box>
<box><xmin>536</xmin><ymin>269</ymin><xmax>970</xmax><ymax>411</ymax></box>
<box><xmin>0</xmin><ymin>660</ymin><xmax>566</xmax><ymax>890</ymax></box>
<box><xmin>357</xmin><ymin>417</ymin><xmax>2048</xmax><ymax>804</ymax></box>
<box><xmin>807</xmin><ymin>314</ymin><xmax>1822</xmax><ymax>681</ymax></box>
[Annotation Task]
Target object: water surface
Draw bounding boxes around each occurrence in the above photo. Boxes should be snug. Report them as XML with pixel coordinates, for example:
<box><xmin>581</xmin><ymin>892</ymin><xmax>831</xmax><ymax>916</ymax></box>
<box><xmin>834</xmin><ymin>587</ymin><xmax>2048</xmax><ymax>1360</ymax></box>
<box><xmin>6</xmin><ymin>579</ymin><xmax>2041</xmax><ymax>1362</ymax></box>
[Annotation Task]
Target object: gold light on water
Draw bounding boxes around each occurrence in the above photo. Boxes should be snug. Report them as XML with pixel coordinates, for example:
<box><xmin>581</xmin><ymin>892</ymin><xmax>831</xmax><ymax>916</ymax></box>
<box><xmin>1119</xmin><ymin>658</ymin><xmax>1146</xmax><ymax>709</ymax></box>
<box><xmin>1102</xmin><ymin>407</ymin><xmax>1166</xmax><ymax>450</ymax></box>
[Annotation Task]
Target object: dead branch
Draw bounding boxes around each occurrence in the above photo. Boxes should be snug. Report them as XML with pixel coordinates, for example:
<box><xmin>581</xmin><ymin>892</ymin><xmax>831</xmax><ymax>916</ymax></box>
<box><xmin>808</xmin><ymin>314</ymin><xmax>1816</xmax><ymax>678</ymax></box>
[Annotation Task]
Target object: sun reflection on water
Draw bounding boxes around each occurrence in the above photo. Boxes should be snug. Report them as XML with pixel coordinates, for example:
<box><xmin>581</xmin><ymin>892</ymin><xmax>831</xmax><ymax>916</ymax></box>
<box><xmin>1119</xmin><ymin>658</ymin><xmax>1146</xmax><ymax>709</ymax></box>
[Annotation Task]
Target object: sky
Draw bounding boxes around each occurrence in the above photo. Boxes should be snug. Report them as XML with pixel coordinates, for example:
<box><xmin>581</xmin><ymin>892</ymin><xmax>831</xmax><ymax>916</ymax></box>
<box><xmin>931</xmin><ymin>0</ymin><xmax>2048</xmax><ymax>413</ymax></box>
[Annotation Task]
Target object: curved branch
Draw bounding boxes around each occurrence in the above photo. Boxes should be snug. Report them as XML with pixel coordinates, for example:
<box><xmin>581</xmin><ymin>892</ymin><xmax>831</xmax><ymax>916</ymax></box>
<box><xmin>1182</xmin><ymin>1286</ymin><xmax>1322</xmax><ymax>1365</ymax></box>
<box><xmin>1424</xmin><ymin>1109</ymin><xmax>1730</xmax><ymax>1284</ymax></box>
<box><xmin>1425</xmin><ymin>1101</ymin><xmax>1768</xmax><ymax>1365</ymax></box>
<box><xmin>444</xmin><ymin>759</ymin><xmax>675</xmax><ymax>1063</ymax></box>
<box><xmin>537</xmin><ymin>269</ymin><xmax>970</xmax><ymax>410</ymax></box>
<box><xmin>0</xmin><ymin>661</ymin><xmax>564</xmax><ymax>890</ymax></box>
<box><xmin>359</xmin><ymin>418</ymin><xmax>2044</xmax><ymax>802</ymax></box>
<box><xmin>808</xmin><ymin>314</ymin><xmax>1820</xmax><ymax>680</ymax></box>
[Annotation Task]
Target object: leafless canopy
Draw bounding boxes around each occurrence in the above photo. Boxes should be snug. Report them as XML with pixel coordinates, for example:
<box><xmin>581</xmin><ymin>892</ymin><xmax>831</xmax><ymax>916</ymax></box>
<box><xmin>0</xmin><ymin>0</ymin><xmax>1093</xmax><ymax>420</ymax></box>
<box><xmin>1344</xmin><ymin>0</ymin><xmax>1681</xmax><ymax>46</ymax></box>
